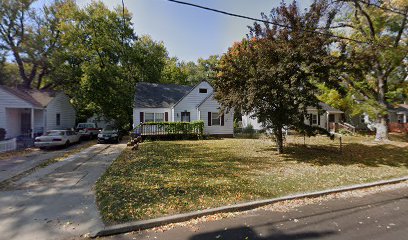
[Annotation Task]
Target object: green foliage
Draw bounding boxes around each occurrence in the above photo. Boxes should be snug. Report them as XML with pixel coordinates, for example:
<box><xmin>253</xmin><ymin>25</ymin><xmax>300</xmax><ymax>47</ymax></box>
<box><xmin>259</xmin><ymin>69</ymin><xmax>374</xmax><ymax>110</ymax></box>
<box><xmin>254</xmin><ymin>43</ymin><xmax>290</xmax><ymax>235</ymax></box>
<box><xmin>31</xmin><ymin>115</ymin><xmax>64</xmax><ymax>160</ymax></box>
<box><xmin>333</xmin><ymin>1</ymin><xmax>408</xmax><ymax>127</ymax></box>
<box><xmin>161</xmin><ymin>55</ymin><xmax>220</xmax><ymax>85</ymax></box>
<box><xmin>50</xmin><ymin>1</ymin><xmax>141</xmax><ymax>129</ymax></box>
<box><xmin>242</xmin><ymin>124</ymin><xmax>255</xmax><ymax>135</ymax></box>
<box><xmin>0</xmin><ymin>0</ymin><xmax>64</xmax><ymax>88</ymax></box>
<box><xmin>214</xmin><ymin>1</ymin><xmax>337</xmax><ymax>153</ymax></box>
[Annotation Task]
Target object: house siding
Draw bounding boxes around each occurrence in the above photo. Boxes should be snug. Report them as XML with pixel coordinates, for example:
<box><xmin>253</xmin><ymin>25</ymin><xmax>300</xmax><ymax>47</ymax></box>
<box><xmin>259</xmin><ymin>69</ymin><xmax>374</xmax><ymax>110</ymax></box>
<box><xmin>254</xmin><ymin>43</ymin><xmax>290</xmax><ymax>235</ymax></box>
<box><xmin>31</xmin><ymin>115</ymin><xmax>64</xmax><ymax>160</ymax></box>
<box><xmin>0</xmin><ymin>88</ymin><xmax>35</xmax><ymax>138</ymax></box>
<box><xmin>242</xmin><ymin>113</ymin><xmax>264</xmax><ymax>130</ymax></box>
<box><xmin>133</xmin><ymin>108</ymin><xmax>172</xmax><ymax>126</ymax></box>
<box><xmin>173</xmin><ymin>81</ymin><xmax>213</xmax><ymax>122</ymax></box>
<box><xmin>45</xmin><ymin>93</ymin><xmax>76</xmax><ymax>130</ymax></box>
<box><xmin>199</xmin><ymin>96</ymin><xmax>234</xmax><ymax>135</ymax></box>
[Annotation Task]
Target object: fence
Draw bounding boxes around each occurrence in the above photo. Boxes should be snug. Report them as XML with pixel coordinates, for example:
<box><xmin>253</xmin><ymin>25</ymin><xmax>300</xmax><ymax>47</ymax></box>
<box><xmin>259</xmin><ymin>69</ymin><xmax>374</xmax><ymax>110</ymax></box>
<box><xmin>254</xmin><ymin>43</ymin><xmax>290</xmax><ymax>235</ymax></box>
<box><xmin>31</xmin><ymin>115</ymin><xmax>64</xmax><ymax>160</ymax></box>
<box><xmin>131</xmin><ymin>121</ymin><xmax>204</xmax><ymax>140</ymax></box>
<box><xmin>0</xmin><ymin>138</ymin><xmax>17</xmax><ymax>153</ymax></box>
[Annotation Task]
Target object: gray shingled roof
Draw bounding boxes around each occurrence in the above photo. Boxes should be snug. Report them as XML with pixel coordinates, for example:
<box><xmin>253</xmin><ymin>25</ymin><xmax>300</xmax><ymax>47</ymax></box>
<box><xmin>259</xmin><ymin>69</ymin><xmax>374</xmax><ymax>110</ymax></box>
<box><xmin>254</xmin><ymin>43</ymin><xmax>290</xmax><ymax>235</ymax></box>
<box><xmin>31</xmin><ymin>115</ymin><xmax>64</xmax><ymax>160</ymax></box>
<box><xmin>0</xmin><ymin>85</ymin><xmax>57</xmax><ymax>108</ymax></box>
<box><xmin>134</xmin><ymin>82</ymin><xmax>193</xmax><ymax>108</ymax></box>
<box><xmin>318</xmin><ymin>102</ymin><xmax>343</xmax><ymax>113</ymax></box>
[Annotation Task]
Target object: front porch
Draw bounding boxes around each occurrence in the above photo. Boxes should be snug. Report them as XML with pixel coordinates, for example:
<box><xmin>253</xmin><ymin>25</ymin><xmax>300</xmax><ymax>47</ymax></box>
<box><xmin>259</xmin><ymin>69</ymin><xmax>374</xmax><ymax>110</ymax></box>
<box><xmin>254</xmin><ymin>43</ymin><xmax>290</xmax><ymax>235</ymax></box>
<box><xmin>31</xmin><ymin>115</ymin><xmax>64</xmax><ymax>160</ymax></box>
<box><xmin>5</xmin><ymin>107</ymin><xmax>45</xmax><ymax>140</ymax></box>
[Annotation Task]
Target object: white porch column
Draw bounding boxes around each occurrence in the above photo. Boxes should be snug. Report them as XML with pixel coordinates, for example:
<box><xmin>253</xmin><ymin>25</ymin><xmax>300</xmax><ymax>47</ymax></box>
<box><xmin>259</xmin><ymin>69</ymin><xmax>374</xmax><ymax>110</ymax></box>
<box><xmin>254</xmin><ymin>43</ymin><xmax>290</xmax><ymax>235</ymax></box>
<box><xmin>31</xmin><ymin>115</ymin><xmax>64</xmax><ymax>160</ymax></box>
<box><xmin>404</xmin><ymin>114</ymin><xmax>407</xmax><ymax>124</ymax></box>
<box><xmin>31</xmin><ymin>108</ymin><xmax>35</xmax><ymax>138</ymax></box>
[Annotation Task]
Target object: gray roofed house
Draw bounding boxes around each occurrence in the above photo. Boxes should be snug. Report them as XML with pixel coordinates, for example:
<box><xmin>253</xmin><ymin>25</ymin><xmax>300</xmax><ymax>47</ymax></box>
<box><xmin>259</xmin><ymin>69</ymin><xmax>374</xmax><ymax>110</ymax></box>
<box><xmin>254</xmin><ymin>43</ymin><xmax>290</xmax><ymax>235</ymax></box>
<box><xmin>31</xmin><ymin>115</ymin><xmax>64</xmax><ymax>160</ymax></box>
<box><xmin>0</xmin><ymin>85</ymin><xmax>76</xmax><ymax>140</ymax></box>
<box><xmin>134</xmin><ymin>82</ymin><xmax>193</xmax><ymax>108</ymax></box>
<box><xmin>242</xmin><ymin>102</ymin><xmax>349</xmax><ymax>133</ymax></box>
<box><xmin>133</xmin><ymin>80</ymin><xmax>234</xmax><ymax>136</ymax></box>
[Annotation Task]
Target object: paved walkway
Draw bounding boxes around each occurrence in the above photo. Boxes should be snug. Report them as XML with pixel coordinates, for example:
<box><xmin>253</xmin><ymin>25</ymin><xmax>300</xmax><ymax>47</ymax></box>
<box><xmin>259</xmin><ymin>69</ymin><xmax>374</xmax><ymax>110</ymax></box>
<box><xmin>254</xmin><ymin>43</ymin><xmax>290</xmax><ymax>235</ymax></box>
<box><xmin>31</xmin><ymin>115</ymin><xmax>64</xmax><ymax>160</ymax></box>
<box><xmin>103</xmin><ymin>183</ymin><xmax>408</xmax><ymax>240</ymax></box>
<box><xmin>0</xmin><ymin>143</ymin><xmax>126</xmax><ymax>240</ymax></box>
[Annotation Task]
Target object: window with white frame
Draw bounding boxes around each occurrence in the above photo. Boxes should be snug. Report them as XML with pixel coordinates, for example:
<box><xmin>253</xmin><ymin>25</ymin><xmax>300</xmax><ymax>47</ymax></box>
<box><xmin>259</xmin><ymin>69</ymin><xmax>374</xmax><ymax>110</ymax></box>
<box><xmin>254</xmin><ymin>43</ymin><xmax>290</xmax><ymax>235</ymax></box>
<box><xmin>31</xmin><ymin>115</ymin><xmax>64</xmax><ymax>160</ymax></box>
<box><xmin>144</xmin><ymin>113</ymin><xmax>165</xmax><ymax>123</ymax></box>
<box><xmin>212</xmin><ymin>112</ymin><xmax>220</xmax><ymax>125</ymax></box>
<box><xmin>155</xmin><ymin>113</ymin><xmax>164</xmax><ymax>122</ymax></box>
<box><xmin>144</xmin><ymin>113</ymin><xmax>154</xmax><ymax>122</ymax></box>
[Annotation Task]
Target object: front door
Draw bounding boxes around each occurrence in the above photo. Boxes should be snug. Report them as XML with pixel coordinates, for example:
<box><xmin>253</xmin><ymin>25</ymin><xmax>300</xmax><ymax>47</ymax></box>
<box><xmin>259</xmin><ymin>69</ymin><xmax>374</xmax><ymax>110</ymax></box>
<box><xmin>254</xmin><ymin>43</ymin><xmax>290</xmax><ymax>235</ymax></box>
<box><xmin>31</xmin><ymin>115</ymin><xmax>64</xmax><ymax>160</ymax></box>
<box><xmin>21</xmin><ymin>112</ymin><xmax>31</xmax><ymax>136</ymax></box>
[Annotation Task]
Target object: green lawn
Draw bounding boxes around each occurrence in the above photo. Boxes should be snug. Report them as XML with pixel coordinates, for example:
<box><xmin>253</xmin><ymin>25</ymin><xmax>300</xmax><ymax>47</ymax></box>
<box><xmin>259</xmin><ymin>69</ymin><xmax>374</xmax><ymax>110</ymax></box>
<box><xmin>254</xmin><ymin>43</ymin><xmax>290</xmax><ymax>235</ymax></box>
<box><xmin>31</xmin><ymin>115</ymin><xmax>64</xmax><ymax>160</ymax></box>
<box><xmin>96</xmin><ymin>134</ymin><xmax>408</xmax><ymax>224</ymax></box>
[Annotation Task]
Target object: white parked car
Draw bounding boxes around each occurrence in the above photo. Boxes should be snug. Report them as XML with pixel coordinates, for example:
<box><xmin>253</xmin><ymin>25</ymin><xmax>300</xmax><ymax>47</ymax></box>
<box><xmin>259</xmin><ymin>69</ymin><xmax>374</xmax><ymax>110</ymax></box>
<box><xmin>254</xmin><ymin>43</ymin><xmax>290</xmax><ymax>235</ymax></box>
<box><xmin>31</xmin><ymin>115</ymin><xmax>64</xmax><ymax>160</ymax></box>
<box><xmin>34</xmin><ymin>130</ymin><xmax>80</xmax><ymax>149</ymax></box>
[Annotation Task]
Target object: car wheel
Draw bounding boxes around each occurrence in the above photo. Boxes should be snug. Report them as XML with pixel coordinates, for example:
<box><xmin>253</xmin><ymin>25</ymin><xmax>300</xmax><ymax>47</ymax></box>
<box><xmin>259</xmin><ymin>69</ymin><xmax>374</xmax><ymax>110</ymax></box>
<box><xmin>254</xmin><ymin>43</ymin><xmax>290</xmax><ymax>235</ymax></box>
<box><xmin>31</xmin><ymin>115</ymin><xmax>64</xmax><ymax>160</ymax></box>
<box><xmin>65</xmin><ymin>140</ymin><xmax>71</xmax><ymax>147</ymax></box>
<box><xmin>40</xmin><ymin>147</ymin><xmax>46</xmax><ymax>150</ymax></box>
<box><xmin>115</xmin><ymin>137</ymin><xmax>119</xmax><ymax>144</ymax></box>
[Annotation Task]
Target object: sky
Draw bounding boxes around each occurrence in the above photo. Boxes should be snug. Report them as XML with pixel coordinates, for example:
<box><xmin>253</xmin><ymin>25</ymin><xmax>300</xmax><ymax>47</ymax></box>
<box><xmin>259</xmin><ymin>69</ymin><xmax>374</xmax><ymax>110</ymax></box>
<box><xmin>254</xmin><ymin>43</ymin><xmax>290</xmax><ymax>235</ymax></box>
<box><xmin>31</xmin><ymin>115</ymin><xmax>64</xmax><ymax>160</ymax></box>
<box><xmin>46</xmin><ymin>0</ymin><xmax>314</xmax><ymax>62</ymax></box>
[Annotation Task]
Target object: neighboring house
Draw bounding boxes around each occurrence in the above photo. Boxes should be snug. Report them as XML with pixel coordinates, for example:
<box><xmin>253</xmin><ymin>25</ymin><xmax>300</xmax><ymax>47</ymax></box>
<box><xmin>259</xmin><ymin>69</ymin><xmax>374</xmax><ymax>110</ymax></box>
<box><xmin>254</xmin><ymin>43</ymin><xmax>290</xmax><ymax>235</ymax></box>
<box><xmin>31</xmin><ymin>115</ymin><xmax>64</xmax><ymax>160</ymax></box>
<box><xmin>389</xmin><ymin>104</ymin><xmax>408</xmax><ymax>124</ymax></box>
<box><xmin>242</xmin><ymin>102</ymin><xmax>349</xmax><ymax>132</ymax></box>
<box><xmin>0</xmin><ymin>86</ymin><xmax>76</xmax><ymax>139</ymax></box>
<box><xmin>388</xmin><ymin>104</ymin><xmax>408</xmax><ymax>133</ymax></box>
<box><xmin>133</xmin><ymin>81</ymin><xmax>234</xmax><ymax>137</ymax></box>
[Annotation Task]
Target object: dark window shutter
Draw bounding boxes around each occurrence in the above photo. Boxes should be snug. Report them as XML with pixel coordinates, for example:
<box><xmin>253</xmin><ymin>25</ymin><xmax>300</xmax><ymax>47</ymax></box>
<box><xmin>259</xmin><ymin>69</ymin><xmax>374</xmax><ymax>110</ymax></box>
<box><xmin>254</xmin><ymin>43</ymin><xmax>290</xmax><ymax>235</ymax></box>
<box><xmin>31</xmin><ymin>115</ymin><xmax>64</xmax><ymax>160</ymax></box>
<box><xmin>140</xmin><ymin>112</ymin><xmax>144</xmax><ymax>123</ymax></box>
<box><xmin>165</xmin><ymin>112</ymin><xmax>169</xmax><ymax>122</ymax></box>
<box><xmin>208</xmin><ymin>112</ymin><xmax>212</xmax><ymax>126</ymax></box>
<box><xmin>318</xmin><ymin>115</ymin><xmax>321</xmax><ymax>125</ymax></box>
<box><xmin>221</xmin><ymin>113</ymin><xmax>224</xmax><ymax>126</ymax></box>
<box><xmin>309</xmin><ymin>114</ymin><xmax>312</xmax><ymax>125</ymax></box>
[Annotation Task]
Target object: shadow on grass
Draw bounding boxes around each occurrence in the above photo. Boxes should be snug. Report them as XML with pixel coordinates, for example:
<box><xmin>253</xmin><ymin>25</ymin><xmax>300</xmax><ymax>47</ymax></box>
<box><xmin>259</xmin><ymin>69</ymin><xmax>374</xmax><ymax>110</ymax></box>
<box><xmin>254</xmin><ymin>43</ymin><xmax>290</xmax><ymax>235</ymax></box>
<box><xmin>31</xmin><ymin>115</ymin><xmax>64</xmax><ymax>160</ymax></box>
<box><xmin>96</xmin><ymin>139</ymin><xmax>408</xmax><ymax>224</ymax></box>
<box><xmin>279</xmin><ymin>142</ymin><xmax>408</xmax><ymax>168</ymax></box>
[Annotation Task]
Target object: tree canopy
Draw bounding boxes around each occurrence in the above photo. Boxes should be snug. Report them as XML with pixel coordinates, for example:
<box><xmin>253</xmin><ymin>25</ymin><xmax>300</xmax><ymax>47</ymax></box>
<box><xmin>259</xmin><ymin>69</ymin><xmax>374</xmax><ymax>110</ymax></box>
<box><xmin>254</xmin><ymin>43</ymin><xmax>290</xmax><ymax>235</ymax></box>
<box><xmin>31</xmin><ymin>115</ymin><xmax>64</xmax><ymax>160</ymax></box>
<box><xmin>214</xmin><ymin>0</ymin><xmax>337</xmax><ymax>153</ymax></box>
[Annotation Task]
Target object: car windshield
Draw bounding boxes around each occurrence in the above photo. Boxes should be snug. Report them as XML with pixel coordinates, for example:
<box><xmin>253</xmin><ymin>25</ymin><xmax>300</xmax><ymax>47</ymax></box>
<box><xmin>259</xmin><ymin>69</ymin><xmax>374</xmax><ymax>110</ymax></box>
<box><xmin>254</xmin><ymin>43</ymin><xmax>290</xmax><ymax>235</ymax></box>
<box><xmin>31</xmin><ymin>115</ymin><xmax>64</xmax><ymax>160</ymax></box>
<box><xmin>44</xmin><ymin>131</ymin><xmax>64</xmax><ymax>136</ymax></box>
<box><xmin>77</xmin><ymin>123</ymin><xmax>94</xmax><ymax>128</ymax></box>
<box><xmin>103</xmin><ymin>126</ymin><xmax>116</xmax><ymax>131</ymax></box>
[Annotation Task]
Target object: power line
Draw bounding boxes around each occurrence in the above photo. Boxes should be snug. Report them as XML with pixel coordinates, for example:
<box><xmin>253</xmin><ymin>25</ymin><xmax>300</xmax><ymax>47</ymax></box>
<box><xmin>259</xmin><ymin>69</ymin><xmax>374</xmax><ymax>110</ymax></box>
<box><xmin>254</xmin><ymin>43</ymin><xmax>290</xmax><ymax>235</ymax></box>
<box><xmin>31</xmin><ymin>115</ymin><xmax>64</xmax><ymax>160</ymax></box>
<box><xmin>166</xmin><ymin>0</ymin><xmax>368</xmax><ymax>44</ymax></box>
<box><xmin>346</xmin><ymin>0</ymin><xmax>408</xmax><ymax>16</ymax></box>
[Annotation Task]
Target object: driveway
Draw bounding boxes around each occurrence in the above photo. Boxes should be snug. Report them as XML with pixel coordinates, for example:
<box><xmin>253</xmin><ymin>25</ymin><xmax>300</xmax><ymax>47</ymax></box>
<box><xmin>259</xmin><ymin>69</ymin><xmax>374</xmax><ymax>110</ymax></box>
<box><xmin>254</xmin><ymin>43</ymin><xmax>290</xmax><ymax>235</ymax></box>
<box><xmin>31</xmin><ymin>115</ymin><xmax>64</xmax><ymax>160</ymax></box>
<box><xmin>0</xmin><ymin>141</ymin><xmax>95</xmax><ymax>183</ymax></box>
<box><xmin>0</xmin><ymin>143</ymin><xmax>126</xmax><ymax>240</ymax></box>
<box><xmin>101</xmin><ymin>182</ymin><xmax>408</xmax><ymax>240</ymax></box>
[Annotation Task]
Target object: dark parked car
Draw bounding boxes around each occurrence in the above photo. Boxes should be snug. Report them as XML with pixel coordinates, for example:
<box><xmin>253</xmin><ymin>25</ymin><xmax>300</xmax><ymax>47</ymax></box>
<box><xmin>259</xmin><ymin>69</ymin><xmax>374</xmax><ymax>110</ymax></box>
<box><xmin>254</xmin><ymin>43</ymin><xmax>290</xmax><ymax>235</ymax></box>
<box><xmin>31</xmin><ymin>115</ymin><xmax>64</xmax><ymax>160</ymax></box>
<box><xmin>97</xmin><ymin>126</ymin><xmax>122</xmax><ymax>144</ymax></box>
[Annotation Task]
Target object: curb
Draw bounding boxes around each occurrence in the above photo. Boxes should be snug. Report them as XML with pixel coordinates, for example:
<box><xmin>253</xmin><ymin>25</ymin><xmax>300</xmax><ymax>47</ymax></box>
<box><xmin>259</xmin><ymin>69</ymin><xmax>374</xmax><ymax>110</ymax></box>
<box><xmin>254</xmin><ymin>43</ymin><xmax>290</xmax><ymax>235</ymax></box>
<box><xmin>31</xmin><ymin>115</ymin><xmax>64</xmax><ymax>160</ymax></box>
<box><xmin>91</xmin><ymin>176</ymin><xmax>408</xmax><ymax>238</ymax></box>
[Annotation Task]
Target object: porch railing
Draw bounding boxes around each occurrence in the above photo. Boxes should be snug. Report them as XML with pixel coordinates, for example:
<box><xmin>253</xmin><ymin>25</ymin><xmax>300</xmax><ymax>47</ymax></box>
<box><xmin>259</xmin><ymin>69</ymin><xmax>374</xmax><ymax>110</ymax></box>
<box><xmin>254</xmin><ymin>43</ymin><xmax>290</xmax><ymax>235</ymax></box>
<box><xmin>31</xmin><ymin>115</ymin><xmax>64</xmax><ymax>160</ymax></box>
<box><xmin>131</xmin><ymin>121</ymin><xmax>204</xmax><ymax>138</ymax></box>
<box><xmin>329</xmin><ymin>122</ymin><xmax>356</xmax><ymax>134</ymax></box>
<box><xmin>0</xmin><ymin>138</ymin><xmax>17</xmax><ymax>153</ymax></box>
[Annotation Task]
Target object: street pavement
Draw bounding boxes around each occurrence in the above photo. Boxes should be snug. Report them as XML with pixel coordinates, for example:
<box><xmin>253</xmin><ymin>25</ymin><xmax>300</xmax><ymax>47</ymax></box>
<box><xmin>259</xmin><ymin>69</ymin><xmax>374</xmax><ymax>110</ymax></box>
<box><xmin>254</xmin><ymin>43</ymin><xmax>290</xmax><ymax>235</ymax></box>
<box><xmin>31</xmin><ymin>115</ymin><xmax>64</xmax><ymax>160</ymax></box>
<box><xmin>103</xmin><ymin>183</ymin><xmax>408</xmax><ymax>240</ymax></box>
<box><xmin>0</xmin><ymin>143</ymin><xmax>126</xmax><ymax>240</ymax></box>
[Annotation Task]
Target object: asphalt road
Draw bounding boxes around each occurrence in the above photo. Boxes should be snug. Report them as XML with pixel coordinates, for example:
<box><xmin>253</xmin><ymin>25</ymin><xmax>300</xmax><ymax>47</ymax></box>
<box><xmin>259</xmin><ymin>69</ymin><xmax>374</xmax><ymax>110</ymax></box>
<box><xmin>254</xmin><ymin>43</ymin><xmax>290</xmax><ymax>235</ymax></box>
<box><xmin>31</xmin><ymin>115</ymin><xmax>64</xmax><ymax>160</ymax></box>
<box><xmin>104</xmin><ymin>183</ymin><xmax>408</xmax><ymax>240</ymax></box>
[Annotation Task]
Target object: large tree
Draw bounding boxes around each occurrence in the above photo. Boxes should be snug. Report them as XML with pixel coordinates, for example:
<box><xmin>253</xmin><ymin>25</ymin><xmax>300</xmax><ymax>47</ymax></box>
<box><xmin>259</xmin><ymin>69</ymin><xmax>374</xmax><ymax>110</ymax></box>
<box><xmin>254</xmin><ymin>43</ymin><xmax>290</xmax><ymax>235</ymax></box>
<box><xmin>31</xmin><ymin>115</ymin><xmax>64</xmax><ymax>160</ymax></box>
<box><xmin>214</xmin><ymin>0</ymin><xmax>336</xmax><ymax>153</ymax></box>
<box><xmin>51</xmin><ymin>0</ymin><xmax>140</xmax><ymax>128</ymax></box>
<box><xmin>0</xmin><ymin>0</ymin><xmax>63</xmax><ymax>88</ymax></box>
<box><xmin>334</xmin><ymin>0</ymin><xmax>408</xmax><ymax>140</ymax></box>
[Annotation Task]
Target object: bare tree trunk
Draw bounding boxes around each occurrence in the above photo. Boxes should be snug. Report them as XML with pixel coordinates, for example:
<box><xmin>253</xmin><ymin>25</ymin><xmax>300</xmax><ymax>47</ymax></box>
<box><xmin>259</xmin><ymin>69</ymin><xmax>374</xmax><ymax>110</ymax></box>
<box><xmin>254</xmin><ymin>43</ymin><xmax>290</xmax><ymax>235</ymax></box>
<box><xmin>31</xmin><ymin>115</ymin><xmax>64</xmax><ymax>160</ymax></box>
<box><xmin>274</xmin><ymin>127</ymin><xmax>284</xmax><ymax>154</ymax></box>
<box><xmin>375</xmin><ymin>117</ymin><xmax>389</xmax><ymax>141</ymax></box>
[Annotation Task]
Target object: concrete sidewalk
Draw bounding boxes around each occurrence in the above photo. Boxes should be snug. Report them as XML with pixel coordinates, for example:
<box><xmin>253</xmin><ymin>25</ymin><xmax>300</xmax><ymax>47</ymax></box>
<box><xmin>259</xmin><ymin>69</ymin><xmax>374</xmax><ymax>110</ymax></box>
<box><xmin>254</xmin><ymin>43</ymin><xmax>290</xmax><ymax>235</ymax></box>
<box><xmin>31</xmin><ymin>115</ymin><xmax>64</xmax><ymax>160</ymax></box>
<box><xmin>102</xmin><ymin>182</ymin><xmax>408</xmax><ymax>240</ymax></box>
<box><xmin>0</xmin><ymin>143</ymin><xmax>126</xmax><ymax>240</ymax></box>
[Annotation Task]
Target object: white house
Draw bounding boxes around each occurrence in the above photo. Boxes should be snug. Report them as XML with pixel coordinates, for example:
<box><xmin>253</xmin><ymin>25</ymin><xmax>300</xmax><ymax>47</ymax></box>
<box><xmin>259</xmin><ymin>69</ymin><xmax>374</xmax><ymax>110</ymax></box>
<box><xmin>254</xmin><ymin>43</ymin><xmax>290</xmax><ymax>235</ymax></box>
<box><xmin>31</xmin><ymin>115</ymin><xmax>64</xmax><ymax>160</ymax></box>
<box><xmin>242</xmin><ymin>102</ymin><xmax>346</xmax><ymax>132</ymax></box>
<box><xmin>133</xmin><ymin>81</ymin><xmax>234</xmax><ymax>137</ymax></box>
<box><xmin>0</xmin><ymin>86</ymin><xmax>76</xmax><ymax>139</ymax></box>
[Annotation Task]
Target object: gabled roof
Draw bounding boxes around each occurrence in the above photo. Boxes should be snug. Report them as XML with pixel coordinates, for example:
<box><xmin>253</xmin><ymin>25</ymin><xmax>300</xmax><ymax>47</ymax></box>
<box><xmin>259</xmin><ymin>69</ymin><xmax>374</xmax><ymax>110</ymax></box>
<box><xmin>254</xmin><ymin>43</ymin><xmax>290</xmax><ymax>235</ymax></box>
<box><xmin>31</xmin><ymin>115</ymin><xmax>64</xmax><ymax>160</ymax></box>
<box><xmin>172</xmin><ymin>80</ymin><xmax>211</xmax><ymax>108</ymax></box>
<box><xmin>0</xmin><ymin>85</ymin><xmax>57</xmax><ymax>108</ymax></box>
<box><xmin>134</xmin><ymin>82</ymin><xmax>193</xmax><ymax>108</ymax></box>
<box><xmin>197</xmin><ymin>92</ymin><xmax>214</xmax><ymax>108</ymax></box>
<box><xmin>308</xmin><ymin>102</ymin><xmax>343</xmax><ymax>113</ymax></box>
<box><xmin>395</xmin><ymin>104</ymin><xmax>408</xmax><ymax>114</ymax></box>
